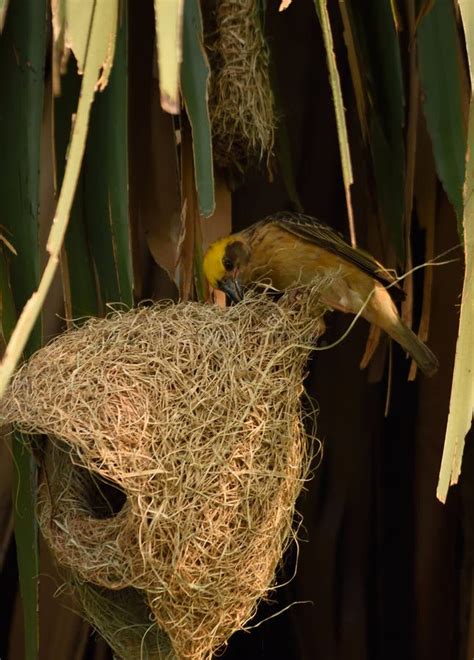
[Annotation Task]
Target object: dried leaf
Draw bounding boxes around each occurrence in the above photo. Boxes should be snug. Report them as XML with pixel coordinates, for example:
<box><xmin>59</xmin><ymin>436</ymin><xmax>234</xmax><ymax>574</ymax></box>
<box><xmin>390</xmin><ymin>0</ymin><xmax>403</xmax><ymax>31</ymax></box>
<box><xmin>201</xmin><ymin>175</ymin><xmax>232</xmax><ymax>252</ymax></box>
<box><xmin>142</xmin><ymin>78</ymin><xmax>181</xmax><ymax>283</ymax></box>
<box><xmin>200</xmin><ymin>175</ymin><xmax>232</xmax><ymax>304</ymax></box>
<box><xmin>153</xmin><ymin>0</ymin><xmax>184</xmax><ymax>114</ymax></box>
<box><xmin>437</xmin><ymin>0</ymin><xmax>474</xmax><ymax>502</ymax></box>
<box><xmin>51</xmin><ymin>0</ymin><xmax>117</xmax><ymax>92</ymax></box>
<box><xmin>0</xmin><ymin>0</ymin><xmax>8</xmax><ymax>33</ymax></box>
<box><xmin>279</xmin><ymin>0</ymin><xmax>293</xmax><ymax>12</ymax></box>
<box><xmin>359</xmin><ymin>323</ymin><xmax>381</xmax><ymax>370</ymax></box>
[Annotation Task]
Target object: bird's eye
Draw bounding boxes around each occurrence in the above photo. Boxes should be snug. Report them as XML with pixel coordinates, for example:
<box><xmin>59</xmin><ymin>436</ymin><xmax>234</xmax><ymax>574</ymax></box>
<box><xmin>223</xmin><ymin>257</ymin><xmax>234</xmax><ymax>271</ymax></box>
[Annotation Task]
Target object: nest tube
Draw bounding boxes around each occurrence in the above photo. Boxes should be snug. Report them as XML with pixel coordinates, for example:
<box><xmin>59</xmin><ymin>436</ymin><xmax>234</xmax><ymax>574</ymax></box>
<box><xmin>2</xmin><ymin>288</ymin><xmax>326</xmax><ymax>659</ymax></box>
<box><xmin>73</xmin><ymin>580</ymin><xmax>175</xmax><ymax>660</ymax></box>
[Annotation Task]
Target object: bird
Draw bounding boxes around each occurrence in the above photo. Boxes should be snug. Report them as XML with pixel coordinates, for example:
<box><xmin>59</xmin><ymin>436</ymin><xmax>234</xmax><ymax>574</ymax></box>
<box><xmin>202</xmin><ymin>211</ymin><xmax>439</xmax><ymax>377</ymax></box>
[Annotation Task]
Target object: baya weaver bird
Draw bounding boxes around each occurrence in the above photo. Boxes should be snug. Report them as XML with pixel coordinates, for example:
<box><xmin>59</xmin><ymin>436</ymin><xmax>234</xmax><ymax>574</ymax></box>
<box><xmin>203</xmin><ymin>212</ymin><xmax>438</xmax><ymax>377</ymax></box>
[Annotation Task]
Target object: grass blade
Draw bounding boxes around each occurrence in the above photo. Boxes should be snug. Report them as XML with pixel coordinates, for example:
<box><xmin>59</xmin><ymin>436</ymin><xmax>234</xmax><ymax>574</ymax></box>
<box><xmin>181</xmin><ymin>0</ymin><xmax>215</xmax><ymax>217</ymax></box>
<box><xmin>314</xmin><ymin>0</ymin><xmax>356</xmax><ymax>246</ymax></box>
<box><xmin>437</xmin><ymin>0</ymin><xmax>474</xmax><ymax>502</ymax></box>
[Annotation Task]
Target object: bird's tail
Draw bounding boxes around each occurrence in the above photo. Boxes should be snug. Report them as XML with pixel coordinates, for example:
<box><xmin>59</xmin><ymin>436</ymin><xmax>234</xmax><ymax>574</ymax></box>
<box><xmin>388</xmin><ymin>323</ymin><xmax>439</xmax><ymax>377</ymax></box>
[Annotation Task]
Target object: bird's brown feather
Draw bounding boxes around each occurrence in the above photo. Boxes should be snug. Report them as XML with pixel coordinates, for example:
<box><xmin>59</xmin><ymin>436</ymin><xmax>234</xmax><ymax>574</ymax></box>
<box><xmin>245</xmin><ymin>212</ymin><xmax>405</xmax><ymax>302</ymax></box>
<box><xmin>203</xmin><ymin>212</ymin><xmax>438</xmax><ymax>376</ymax></box>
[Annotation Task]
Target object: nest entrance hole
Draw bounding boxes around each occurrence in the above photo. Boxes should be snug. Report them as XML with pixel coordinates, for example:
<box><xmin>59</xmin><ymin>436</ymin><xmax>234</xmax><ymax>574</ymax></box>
<box><xmin>48</xmin><ymin>442</ymin><xmax>127</xmax><ymax>520</ymax></box>
<box><xmin>82</xmin><ymin>470</ymin><xmax>127</xmax><ymax>520</ymax></box>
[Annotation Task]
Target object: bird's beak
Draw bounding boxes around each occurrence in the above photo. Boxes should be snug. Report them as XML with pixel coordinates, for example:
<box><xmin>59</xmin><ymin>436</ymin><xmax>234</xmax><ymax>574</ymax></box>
<box><xmin>220</xmin><ymin>276</ymin><xmax>243</xmax><ymax>303</ymax></box>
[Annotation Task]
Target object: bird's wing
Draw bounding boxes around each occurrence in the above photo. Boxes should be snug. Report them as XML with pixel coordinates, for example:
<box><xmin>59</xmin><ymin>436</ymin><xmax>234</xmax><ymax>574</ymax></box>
<box><xmin>259</xmin><ymin>212</ymin><xmax>405</xmax><ymax>301</ymax></box>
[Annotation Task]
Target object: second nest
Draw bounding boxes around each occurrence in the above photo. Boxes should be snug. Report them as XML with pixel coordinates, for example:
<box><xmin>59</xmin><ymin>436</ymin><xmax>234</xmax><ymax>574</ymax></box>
<box><xmin>2</xmin><ymin>289</ymin><xmax>325</xmax><ymax>659</ymax></box>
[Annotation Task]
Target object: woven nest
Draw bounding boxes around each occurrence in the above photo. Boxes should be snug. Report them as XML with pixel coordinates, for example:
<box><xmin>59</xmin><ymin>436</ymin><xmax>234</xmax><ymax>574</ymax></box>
<box><xmin>45</xmin><ymin>438</ymin><xmax>173</xmax><ymax>658</ymax></box>
<box><xmin>2</xmin><ymin>291</ymin><xmax>325</xmax><ymax>659</ymax></box>
<box><xmin>205</xmin><ymin>0</ymin><xmax>276</xmax><ymax>173</ymax></box>
<box><xmin>71</xmin><ymin>578</ymin><xmax>174</xmax><ymax>660</ymax></box>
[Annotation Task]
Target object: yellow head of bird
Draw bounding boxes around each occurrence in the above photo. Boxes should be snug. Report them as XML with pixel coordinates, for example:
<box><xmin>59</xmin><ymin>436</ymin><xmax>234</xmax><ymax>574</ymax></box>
<box><xmin>203</xmin><ymin>235</ymin><xmax>251</xmax><ymax>301</ymax></box>
<box><xmin>203</xmin><ymin>236</ymin><xmax>234</xmax><ymax>289</ymax></box>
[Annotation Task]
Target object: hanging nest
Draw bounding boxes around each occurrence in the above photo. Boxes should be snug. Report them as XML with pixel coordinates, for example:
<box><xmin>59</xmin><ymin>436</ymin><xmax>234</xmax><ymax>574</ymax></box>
<box><xmin>204</xmin><ymin>0</ymin><xmax>276</xmax><ymax>173</ymax></box>
<box><xmin>72</xmin><ymin>579</ymin><xmax>174</xmax><ymax>660</ymax></box>
<box><xmin>1</xmin><ymin>290</ymin><xmax>325</xmax><ymax>659</ymax></box>
<box><xmin>41</xmin><ymin>444</ymin><xmax>174</xmax><ymax>659</ymax></box>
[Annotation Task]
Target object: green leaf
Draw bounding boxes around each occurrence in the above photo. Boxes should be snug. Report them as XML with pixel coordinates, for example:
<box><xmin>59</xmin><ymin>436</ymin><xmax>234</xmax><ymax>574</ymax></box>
<box><xmin>56</xmin><ymin>8</ymin><xmax>132</xmax><ymax>317</ymax></box>
<box><xmin>0</xmin><ymin>251</ymin><xmax>25</xmax><ymax>636</ymax></box>
<box><xmin>181</xmin><ymin>0</ymin><xmax>215</xmax><ymax>217</ymax></box>
<box><xmin>0</xmin><ymin>1</ymin><xmax>47</xmax><ymax>353</ymax></box>
<box><xmin>0</xmin><ymin>6</ymin><xmax>119</xmax><ymax>652</ymax></box>
<box><xmin>339</xmin><ymin>1</ymin><xmax>369</xmax><ymax>142</ymax></box>
<box><xmin>54</xmin><ymin>57</ymin><xmax>99</xmax><ymax>319</ymax></box>
<box><xmin>0</xmin><ymin>2</ymin><xmax>48</xmax><ymax>657</ymax></box>
<box><xmin>369</xmin><ymin>114</ymin><xmax>405</xmax><ymax>258</ymax></box>
<box><xmin>83</xmin><ymin>7</ymin><xmax>133</xmax><ymax>308</ymax></box>
<box><xmin>344</xmin><ymin>0</ymin><xmax>405</xmax><ymax>258</ymax></box>
<box><xmin>12</xmin><ymin>436</ymin><xmax>39</xmax><ymax>660</ymax></box>
<box><xmin>0</xmin><ymin>2</ymin><xmax>119</xmax><ymax>401</ymax></box>
<box><xmin>417</xmin><ymin>0</ymin><xmax>466</xmax><ymax>231</ymax></box>
<box><xmin>0</xmin><ymin>247</ymin><xmax>17</xmax><ymax>345</ymax></box>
